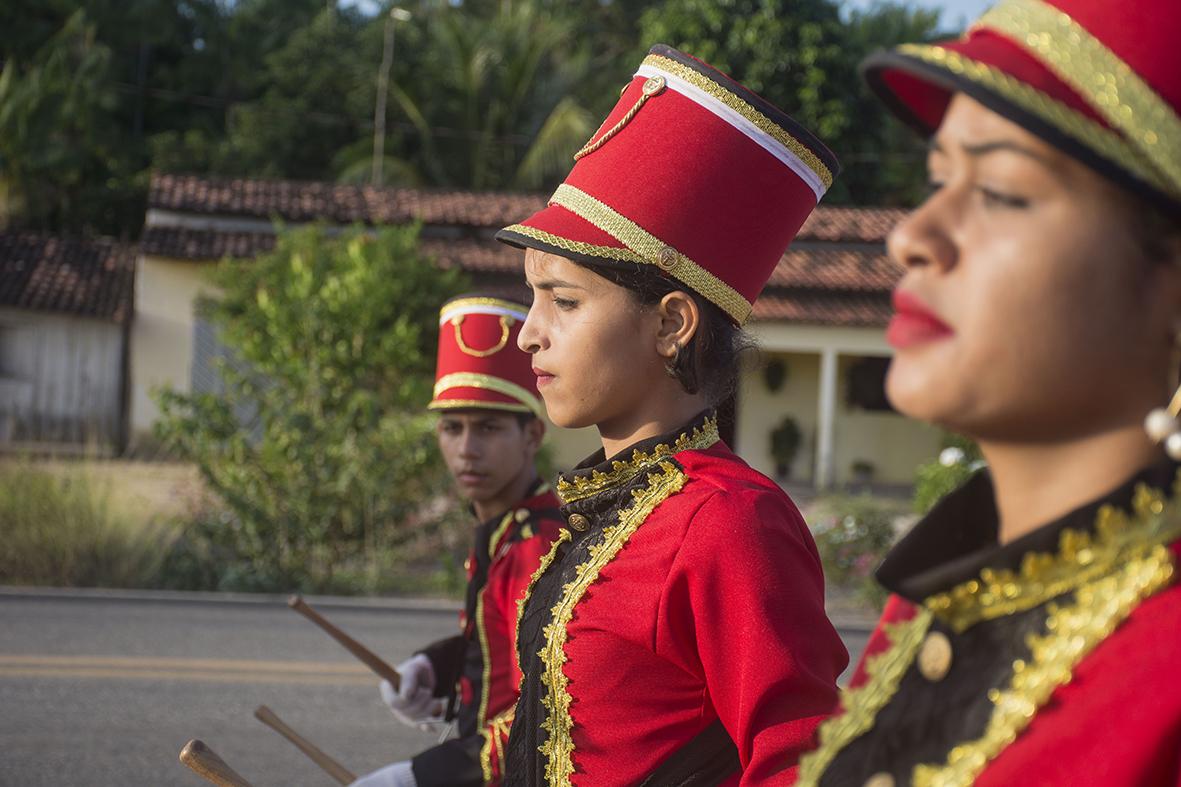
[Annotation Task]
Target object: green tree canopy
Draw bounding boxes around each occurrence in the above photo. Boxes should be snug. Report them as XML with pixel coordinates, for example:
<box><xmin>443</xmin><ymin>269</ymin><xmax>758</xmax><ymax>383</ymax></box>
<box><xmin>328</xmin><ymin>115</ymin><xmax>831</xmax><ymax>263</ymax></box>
<box><xmin>0</xmin><ymin>0</ymin><xmax>956</xmax><ymax>236</ymax></box>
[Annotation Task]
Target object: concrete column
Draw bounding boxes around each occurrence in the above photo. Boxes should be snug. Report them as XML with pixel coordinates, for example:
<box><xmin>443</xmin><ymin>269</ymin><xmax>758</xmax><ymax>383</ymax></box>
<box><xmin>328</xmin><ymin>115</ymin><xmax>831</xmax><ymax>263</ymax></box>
<box><xmin>815</xmin><ymin>347</ymin><xmax>838</xmax><ymax>489</ymax></box>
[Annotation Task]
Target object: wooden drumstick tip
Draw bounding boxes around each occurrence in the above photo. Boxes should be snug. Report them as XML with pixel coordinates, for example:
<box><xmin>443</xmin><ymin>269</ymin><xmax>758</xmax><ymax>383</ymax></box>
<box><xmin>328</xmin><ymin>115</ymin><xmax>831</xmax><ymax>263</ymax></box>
<box><xmin>287</xmin><ymin>594</ymin><xmax>304</xmax><ymax>609</ymax></box>
<box><xmin>179</xmin><ymin>739</ymin><xmax>254</xmax><ymax>787</ymax></box>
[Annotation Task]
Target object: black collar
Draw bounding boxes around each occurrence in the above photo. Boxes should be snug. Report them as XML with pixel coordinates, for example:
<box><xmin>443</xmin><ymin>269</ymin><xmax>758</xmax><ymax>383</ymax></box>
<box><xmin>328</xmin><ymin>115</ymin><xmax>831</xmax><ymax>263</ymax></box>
<box><xmin>555</xmin><ymin>409</ymin><xmax>719</xmax><ymax>505</ymax></box>
<box><xmin>877</xmin><ymin>455</ymin><xmax>1180</xmax><ymax>602</ymax></box>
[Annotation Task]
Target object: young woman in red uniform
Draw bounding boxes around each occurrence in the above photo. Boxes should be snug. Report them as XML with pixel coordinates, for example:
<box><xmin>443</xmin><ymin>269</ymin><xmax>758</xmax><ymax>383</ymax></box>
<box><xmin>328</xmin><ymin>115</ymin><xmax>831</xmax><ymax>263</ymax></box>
<box><xmin>793</xmin><ymin>1</ymin><xmax>1181</xmax><ymax>785</ymax></box>
<box><xmin>493</xmin><ymin>45</ymin><xmax>849</xmax><ymax>786</ymax></box>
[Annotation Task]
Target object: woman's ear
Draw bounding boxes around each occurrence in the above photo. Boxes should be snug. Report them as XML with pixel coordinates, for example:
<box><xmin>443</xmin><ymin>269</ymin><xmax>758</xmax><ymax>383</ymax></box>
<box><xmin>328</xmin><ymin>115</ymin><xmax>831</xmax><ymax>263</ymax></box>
<box><xmin>655</xmin><ymin>291</ymin><xmax>701</xmax><ymax>360</ymax></box>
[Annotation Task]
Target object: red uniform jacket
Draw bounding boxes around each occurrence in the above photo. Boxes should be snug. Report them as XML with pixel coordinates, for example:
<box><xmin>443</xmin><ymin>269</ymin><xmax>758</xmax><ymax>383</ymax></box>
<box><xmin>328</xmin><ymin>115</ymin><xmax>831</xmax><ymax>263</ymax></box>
<box><xmin>413</xmin><ymin>483</ymin><xmax>564</xmax><ymax>786</ymax></box>
<box><xmin>794</xmin><ymin>459</ymin><xmax>1181</xmax><ymax>787</ymax></box>
<box><xmin>505</xmin><ymin>412</ymin><xmax>848</xmax><ymax>786</ymax></box>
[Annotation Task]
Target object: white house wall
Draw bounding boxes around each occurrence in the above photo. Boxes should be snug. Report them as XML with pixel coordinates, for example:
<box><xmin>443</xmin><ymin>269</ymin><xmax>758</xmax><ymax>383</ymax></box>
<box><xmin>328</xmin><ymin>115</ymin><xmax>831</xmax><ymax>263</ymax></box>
<box><xmin>0</xmin><ymin>308</ymin><xmax>124</xmax><ymax>445</ymax></box>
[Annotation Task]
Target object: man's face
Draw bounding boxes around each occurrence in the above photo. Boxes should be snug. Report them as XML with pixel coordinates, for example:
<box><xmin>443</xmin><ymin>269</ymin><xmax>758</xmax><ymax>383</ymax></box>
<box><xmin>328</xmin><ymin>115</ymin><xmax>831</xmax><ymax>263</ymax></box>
<box><xmin>435</xmin><ymin>410</ymin><xmax>539</xmax><ymax>504</ymax></box>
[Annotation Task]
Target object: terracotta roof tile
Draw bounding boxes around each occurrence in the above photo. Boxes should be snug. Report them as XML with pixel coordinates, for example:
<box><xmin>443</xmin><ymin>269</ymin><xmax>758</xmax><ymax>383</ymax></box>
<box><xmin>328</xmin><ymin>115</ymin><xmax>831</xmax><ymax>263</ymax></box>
<box><xmin>796</xmin><ymin>206</ymin><xmax>907</xmax><ymax>243</ymax></box>
<box><xmin>142</xmin><ymin>227</ymin><xmax>902</xmax><ymax>290</ymax></box>
<box><xmin>0</xmin><ymin>233</ymin><xmax>135</xmax><ymax>322</ymax></box>
<box><xmin>768</xmin><ymin>248</ymin><xmax>903</xmax><ymax>291</ymax></box>
<box><xmin>139</xmin><ymin>224</ymin><xmax>900</xmax><ymax>328</ymax></box>
<box><xmin>752</xmin><ymin>290</ymin><xmax>893</xmax><ymax>326</ymax></box>
<box><xmin>149</xmin><ymin>173</ymin><xmax>904</xmax><ymax>243</ymax></box>
<box><xmin>149</xmin><ymin>173</ymin><xmax>546</xmax><ymax>228</ymax></box>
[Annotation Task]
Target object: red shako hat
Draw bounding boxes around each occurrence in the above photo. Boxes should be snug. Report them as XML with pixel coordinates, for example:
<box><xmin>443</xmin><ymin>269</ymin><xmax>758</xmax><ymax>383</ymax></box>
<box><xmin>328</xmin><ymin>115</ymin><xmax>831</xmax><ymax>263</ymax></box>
<box><xmin>862</xmin><ymin>0</ymin><xmax>1181</xmax><ymax>215</ymax></box>
<box><xmin>428</xmin><ymin>294</ymin><xmax>542</xmax><ymax>416</ymax></box>
<box><xmin>495</xmin><ymin>44</ymin><xmax>840</xmax><ymax>325</ymax></box>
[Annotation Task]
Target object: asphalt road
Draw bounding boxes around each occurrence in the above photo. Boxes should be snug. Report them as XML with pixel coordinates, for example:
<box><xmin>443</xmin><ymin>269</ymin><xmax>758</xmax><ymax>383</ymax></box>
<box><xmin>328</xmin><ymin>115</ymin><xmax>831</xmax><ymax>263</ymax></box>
<box><xmin>0</xmin><ymin>590</ymin><xmax>870</xmax><ymax>787</ymax></box>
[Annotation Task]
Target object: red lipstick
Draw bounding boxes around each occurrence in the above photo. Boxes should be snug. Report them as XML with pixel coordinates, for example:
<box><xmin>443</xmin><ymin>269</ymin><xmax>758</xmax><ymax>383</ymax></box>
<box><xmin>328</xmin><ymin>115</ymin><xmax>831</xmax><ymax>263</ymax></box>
<box><xmin>887</xmin><ymin>290</ymin><xmax>954</xmax><ymax>348</ymax></box>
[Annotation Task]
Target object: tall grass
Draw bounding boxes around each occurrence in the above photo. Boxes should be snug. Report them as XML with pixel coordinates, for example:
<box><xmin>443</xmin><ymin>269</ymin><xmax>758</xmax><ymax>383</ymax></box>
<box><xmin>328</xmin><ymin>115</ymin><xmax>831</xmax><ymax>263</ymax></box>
<box><xmin>0</xmin><ymin>459</ymin><xmax>175</xmax><ymax>588</ymax></box>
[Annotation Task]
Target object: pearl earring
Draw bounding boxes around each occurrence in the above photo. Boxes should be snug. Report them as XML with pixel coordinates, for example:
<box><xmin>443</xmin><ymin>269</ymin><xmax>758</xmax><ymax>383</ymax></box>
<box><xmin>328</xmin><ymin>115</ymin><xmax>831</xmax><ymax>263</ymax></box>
<box><xmin>1145</xmin><ymin>394</ymin><xmax>1181</xmax><ymax>460</ymax></box>
<box><xmin>1143</xmin><ymin>333</ymin><xmax>1181</xmax><ymax>460</ymax></box>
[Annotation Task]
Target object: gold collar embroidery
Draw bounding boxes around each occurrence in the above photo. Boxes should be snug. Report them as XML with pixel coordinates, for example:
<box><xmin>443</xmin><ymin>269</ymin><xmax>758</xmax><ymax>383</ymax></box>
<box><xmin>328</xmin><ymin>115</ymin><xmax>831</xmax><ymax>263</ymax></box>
<box><xmin>556</xmin><ymin>415</ymin><xmax>719</xmax><ymax>504</ymax></box>
<box><xmin>926</xmin><ymin>475</ymin><xmax>1181</xmax><ymax>633</ymax></box>
<box><xmin>796</xmin><ymin>472</ymin><xmax>1181</xmax><ymax>787</ymax></box>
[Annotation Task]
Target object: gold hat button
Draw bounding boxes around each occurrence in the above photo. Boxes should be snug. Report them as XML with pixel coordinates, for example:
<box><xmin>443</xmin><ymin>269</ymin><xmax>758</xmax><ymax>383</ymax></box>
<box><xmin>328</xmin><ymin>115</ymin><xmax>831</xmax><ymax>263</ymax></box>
<box><xmin>642</xmin><ymin>75</ymin><xmax>667</xmax><ymax>97</ymax></box>
<box><xmin>567</xmin><ymin>513</ymin><xmax>590</xmax><ymax>532</ymax></box>
<box><xmin>918</xmin><ymin>630</ymin><xmax>953</xmax><ymax>682</ymax></box>
<box><xmin>864</xmin><ymin>773</ymin><xmax>895</xmax><ymax>787</ymax></box>
<box><xmin>657</xmin><ymin>246</ymin><xmax>680</xmax><ymax>272</ymax></box>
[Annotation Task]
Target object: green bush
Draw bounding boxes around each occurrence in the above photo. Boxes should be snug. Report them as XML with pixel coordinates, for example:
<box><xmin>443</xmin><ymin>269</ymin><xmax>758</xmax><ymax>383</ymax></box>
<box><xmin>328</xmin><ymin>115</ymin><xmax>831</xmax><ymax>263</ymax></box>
<box><xmin>154</xmin><ymin>223</ymin><xmax>466</xmax><ymax>592</ymax></box>
<box><xmin>913</xmin><ymin>434</ymin><xmax>984</xmax><ymax>515</ymax></box>
<box><xmin>0</xmin><ymin>460</ymin><xmax>173</xmax><ymax>587</ymax></box>
<box><xmin>810</xmin><ymin>494</ymin><xmax>906</xmax><ymax>607</ymax></box>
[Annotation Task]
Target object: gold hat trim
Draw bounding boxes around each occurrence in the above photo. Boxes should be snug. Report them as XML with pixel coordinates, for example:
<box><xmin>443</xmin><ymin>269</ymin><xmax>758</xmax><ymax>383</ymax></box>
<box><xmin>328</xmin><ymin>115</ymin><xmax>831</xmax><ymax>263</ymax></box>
<box><xmin>451</xmin><ymin>314</ymin><xmax>514</xmax><ymax>358</ymax></box>
<box><xmin>896</xmin><ymin>44</ymin><xmax>1174</xmax><ymax>200</ymax></box>
<box><xmin>439</xmin><ymin>296</ymin><xmax>529</xmax><ymax>324</ymax></box>
<box><xmin>502</xmin><ymin>223</ymin><xmax>650</xmax><ymax>266</ymax></box>
<box><xmin>430</xmin><ymin>372</ymin><xmax>543</xmax><ymax>417</ymax></box>
<box><xmin>975</xmin><ymin>0</ymin><xmax>1181</xmax><ymax>199</ymax></box>
<box><xmin>548</xmin><ymin>184</ymin><xmax>752</xmax><ymax>324</ymax></box>
<box><xmin>641</xmin><ymin>54</ymin><xmax>835</xmax><ymax>190</ymax></box>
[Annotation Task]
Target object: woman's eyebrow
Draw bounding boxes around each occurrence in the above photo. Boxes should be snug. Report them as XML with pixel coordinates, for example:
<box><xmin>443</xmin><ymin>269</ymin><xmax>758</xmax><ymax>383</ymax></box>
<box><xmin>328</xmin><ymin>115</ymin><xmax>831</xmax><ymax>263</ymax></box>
<box><xmin>528</xmin><ymin>278</ymin><xmax>584</xmax><ymax>291</ymax></box>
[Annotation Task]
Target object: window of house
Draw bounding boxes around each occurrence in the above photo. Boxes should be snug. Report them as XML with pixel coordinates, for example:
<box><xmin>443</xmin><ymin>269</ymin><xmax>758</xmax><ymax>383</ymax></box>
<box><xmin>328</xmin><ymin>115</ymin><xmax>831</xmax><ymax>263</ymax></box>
<box><xmin>845</xmin><ymin>356</ymin><xmax>895</xmax><ymax>413</ymax></box>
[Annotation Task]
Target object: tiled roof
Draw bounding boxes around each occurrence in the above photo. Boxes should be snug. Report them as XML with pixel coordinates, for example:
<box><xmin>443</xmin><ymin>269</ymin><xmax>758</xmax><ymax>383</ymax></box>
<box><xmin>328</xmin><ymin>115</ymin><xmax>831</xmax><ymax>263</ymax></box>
<box><xmin>0</xmin><ymin>233</ymin><xmax>135</xmax><ymax>322</ymax></box>
<box><xmin>768</xmin><ymin>248</ymin><xmax>903</xmax><ymax>292</ymax></box>
<box><xmin>139</xmin><ymin>227</ymin><xmax>523</xmax><ymax>273</ymax></box>
<box><xmin>149</xmin><ymin>173</ymin><xmax>546</xmax><ymax>229</ymax></box>
<box><xmin>752</xmin><ymin>291</ymin><xmax>893</xmax><ymax>327</ymax></box>
<box><xmin>149</xmin><ymin>173</ymin><xmax>905</xmax><ymax>243</ymax></box>
<box><xmin>139</xmin><ymin>225</ymin><xmax>899</xmax><ymax>327</ymax></box>
<box><xmin>796</xmin><ymin>206</ymin><xmax>907</xmax><ymax>244</ymax></box>
<box><xmin>140</xmin><ymin>226</ymin><xmax>276</xmax><ymax>260</ymax></box>
<box><xmin>143</xmin><ymin>173</ymin><xmax>908</xmax><ymax>328</ymax></box>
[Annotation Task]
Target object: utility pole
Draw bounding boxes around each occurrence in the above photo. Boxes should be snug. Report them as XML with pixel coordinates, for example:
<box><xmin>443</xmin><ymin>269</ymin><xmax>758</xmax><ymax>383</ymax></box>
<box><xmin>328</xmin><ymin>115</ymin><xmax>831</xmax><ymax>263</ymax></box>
<box><xmin>373</xmin><ymin>7</ymin><xmax>412</xmax><ymax>187</ymax></box>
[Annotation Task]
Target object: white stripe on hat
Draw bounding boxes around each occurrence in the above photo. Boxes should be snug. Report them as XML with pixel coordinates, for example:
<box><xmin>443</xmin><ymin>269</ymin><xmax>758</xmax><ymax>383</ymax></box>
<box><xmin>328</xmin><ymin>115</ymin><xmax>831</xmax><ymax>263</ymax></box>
<box><xmin>438</xmin><ymin>302</ymin><xmax>529</xmax><ymax>326</ymax></box>
<box><xmin>634</xmin><ymin>62</ymin><xmax>827</xmax><ymax>201</ymax></box>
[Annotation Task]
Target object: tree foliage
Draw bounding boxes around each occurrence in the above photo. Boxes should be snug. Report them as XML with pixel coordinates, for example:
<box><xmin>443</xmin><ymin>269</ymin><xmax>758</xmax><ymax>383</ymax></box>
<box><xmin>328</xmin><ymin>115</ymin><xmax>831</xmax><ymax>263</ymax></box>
<box><xmin>637</xmin><ymin>0</ymin><xmax>943</xmax><ymax>205</ymax></box>
<box><xmin>153</xmin><ymin>224</ymin><xmax>466</xmax><ymax>591</ymax></box>
<box><xmin>0</xmin><ymin>0</ymin><xmax>957</xmax><ymax>237</ymax></box>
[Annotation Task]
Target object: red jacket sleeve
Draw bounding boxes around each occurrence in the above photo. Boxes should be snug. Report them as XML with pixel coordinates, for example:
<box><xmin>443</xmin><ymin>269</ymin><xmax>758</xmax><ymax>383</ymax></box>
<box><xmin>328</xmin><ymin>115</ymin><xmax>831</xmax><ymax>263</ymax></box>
<box><xmin>658</xmin><ymin>488</ymin><xmax>849</xmax><ymax>784</ymax></box>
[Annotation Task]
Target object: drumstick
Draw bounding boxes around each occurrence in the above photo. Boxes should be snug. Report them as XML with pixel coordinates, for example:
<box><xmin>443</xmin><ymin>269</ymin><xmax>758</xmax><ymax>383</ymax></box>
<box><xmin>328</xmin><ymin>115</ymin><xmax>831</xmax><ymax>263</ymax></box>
<box><xmin>179</xmin><ymin>739</ymin><xmax>254</xmax><ymax>787</ymax></box>
<box><xmin>254</xmin><ymin>705</ymin><xmax>356</xmax><ymax>785</ymax></box>
<box><xmin>287</xmin><ymin>594</ymin><xmax>401</xmax><ymax>691</ymax></box>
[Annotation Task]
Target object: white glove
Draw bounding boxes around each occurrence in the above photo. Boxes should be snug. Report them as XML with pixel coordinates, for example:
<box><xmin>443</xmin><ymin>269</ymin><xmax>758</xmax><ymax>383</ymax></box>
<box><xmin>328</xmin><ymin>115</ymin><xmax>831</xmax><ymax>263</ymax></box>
<box><xmin>380</xmin><ymin>653</ymin><xmax>444</xmax><ymax>728</ymax></box>
<box><xmin>349</xmin><ymin>760</ymin><xmax>417</xmax><ymax>787</ymax></box>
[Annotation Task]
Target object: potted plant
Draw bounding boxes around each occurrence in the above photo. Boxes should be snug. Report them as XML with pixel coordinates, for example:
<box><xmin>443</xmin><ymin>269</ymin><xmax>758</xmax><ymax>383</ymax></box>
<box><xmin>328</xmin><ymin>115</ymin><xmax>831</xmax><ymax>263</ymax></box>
<box><xmin>769</xmin><ymin>416</ymin><xmax>802</xmax><ymax>479</ymax></box>
<box><xmin>763</xmin><ymin>359</ymin><xmax>788</xmax><ymax>392</ymax></box>
<box><xmin>850</xmin><ymin>459</ymin><xmax>876</xmax><ymax>485</ymax></box>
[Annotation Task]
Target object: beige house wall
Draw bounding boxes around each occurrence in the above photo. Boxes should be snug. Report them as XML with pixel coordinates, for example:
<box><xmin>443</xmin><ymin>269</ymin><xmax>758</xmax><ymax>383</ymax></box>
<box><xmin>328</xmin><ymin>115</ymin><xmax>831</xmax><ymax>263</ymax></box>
<box><xmin>129</xmin><ymin>256</ymin><xmax>214</xmax><ymax>440</ymax></box>
<box><xmin>542</xmin><ymin>422</ymin><xmax>601</xmax><ymax>473</ymax></box>
<box><xmin>736</xmin><ymin>329</ymin><xmax>943</xmax><ymax>487</ymax></box>
<box><xmin>132</xmin><ymin>256</ymin><xmax>935</xmax><ymax>484</ymax></box>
